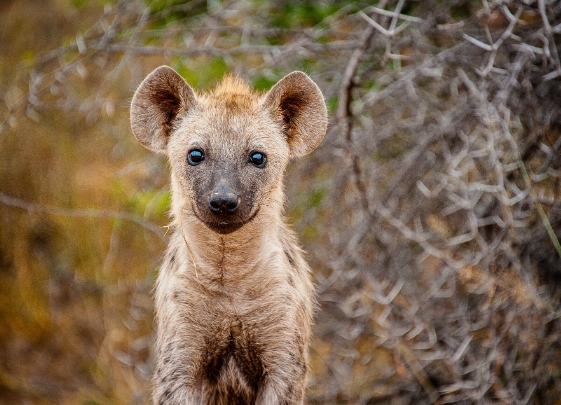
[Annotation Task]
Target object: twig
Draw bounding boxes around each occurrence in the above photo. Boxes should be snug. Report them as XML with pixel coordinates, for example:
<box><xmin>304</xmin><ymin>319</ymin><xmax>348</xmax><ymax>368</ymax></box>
<box><xmin>366</xmin><ymin>6</ymin><xmax>423</xmax><ymax>23</ymax></box>
<box><xmin>104</xmin><ymin>41</ymin><xmax>359</xmax><ymax>56</ymax></box>
<box><xmin>359</xmin><ymin>11</ymin><xmax>411</xmax><ymax>37</ymax></box>
<box><xmin>538</xmin><ymin>0</ymin><xmax>552</xmax><ymax>34</ymax></box>
<box><xmin>397</xmin><ymin>344</ymin><xmax>440</xmax><ymax>404</ymax></box>
<box><xmin>336</xmin><ymin>25</ymin><xmax>376</xmax><ymax>139</ymax></box>
<box><xmin>0</xmin><ymin>192</ymin><xmax>167</xmax><ymax>242</ymax></box>
<box><xmin>518</xmin><ymin>161</ymin><xmax>561</xmax><ymax>259</ymax></box>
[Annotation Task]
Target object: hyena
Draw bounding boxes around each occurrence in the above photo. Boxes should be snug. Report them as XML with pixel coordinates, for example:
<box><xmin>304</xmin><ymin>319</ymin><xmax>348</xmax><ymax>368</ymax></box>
<box><xmin>130</xmin><ymin>65</ymin><xmax>327</xmax><ymax>405</ymax></box>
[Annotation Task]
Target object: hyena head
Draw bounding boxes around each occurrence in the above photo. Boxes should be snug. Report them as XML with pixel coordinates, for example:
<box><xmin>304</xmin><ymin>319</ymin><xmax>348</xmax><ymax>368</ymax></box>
<box><xmin>130</xmin><ymin>66</ymin><xmax>327</xmax><ymax>235</ymax></box>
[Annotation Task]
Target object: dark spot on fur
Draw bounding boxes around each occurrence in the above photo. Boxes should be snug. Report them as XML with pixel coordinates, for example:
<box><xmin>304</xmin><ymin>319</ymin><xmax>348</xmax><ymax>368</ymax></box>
<box><xmin>286</xmin><ymin>384</ymin><xmax>294</xmax><ymax>397</ymax></box>
<box><xmin>163</xmin><ymin>389</ymin><xmax>172</xmax><ymax>400</ymax></box>
<box><xmin>287</xmin><ymin>274</ymin><xmax>295</xmax><ymax>288</ymax></box>
<box><xmin>284</xmin><ymin>247</ymin><xmax>295</xmax><ymax>266</ymax></box>
<box><xmin>246</xmin><ymin>287</ymin><xmax>258</xmax><ymax>299</ymax></box>
<box><xmin>155</xmin><ymin>366</ymin><xmax>168</xmax><ymax>383</ymax></box>
<box><xmin>167</xmin><ymin>247</ymin><xmax>179</xmax><ymax>269</ymax></box>
<box><xmin>160</xmin><ymin>342</ymin><xmax>174</xmax><ymax>369</ymax></box>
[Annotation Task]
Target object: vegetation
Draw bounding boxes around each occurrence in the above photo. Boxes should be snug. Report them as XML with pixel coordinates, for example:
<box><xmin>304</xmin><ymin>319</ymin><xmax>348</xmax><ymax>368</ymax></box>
<box><xmin>1</xmin><ymin>0</ymin><xmax>560</xmax><ymax>403</ymax></box>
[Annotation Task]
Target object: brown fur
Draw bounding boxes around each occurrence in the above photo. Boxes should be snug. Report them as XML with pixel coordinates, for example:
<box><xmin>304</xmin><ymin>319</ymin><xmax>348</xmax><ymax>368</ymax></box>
<box><xmin>130</xmin><ymin>66</ymin><xmax>327</xmax><ymax>405</ymax></box>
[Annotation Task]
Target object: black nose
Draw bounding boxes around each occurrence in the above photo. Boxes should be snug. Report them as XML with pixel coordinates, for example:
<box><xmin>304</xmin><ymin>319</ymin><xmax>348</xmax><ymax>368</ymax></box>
<box><xmin>208</xmin><ymin>190</ymin><xmax>240</xmax><ymax>215</ymax></box>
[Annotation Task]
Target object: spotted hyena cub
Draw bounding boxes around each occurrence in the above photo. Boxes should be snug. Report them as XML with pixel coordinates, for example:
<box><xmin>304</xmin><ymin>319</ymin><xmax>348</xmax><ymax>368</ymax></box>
<box><xmin>130</xmin><ymin>65</ymin><xmax>327</xmax><ymax>405</ymax></box>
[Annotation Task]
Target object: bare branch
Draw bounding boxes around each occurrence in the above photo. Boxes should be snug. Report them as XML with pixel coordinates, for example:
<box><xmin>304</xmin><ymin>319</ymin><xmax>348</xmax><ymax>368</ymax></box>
<box><xmin>0</xmin><ymin>192</ymin><xmax>167</xmax><ymax>242</ymax></box>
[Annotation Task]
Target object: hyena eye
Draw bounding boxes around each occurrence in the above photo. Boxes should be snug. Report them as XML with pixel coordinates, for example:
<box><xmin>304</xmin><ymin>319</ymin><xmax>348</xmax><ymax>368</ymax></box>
<box><xmin>187</xmin><ymin>149</ymin><xmax>205</xmax><ymax>165</ymax></box>
<box><xmin>249</xmin><ymin>151</ymin><xmax>267</xmax><ymax>168</ymax></box>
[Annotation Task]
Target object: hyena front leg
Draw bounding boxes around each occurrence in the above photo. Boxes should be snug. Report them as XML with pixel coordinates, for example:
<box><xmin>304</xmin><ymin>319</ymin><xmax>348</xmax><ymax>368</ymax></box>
<box><xmin>152</xmin><ymin>290</ymin><xmax>209</xmax><ymax>405</ymax></box>
<box><xmin>152</xmin><ymin>382</ymin><xmax>202</xmax><ymax>405</ymax></box>
<box><xmin>255</xmin><ymin>379</ymin><xmax>306</xmax><ymax>405</ymax></box>
<box><xmin>152</xmin><ymin>337</ymin><xmax>204</xmax><ymax>405</ymax></box>
<box><xmin>254</xmin><ymin>346</ymin><xmax>308</xmax><ymax>405</ymax></box>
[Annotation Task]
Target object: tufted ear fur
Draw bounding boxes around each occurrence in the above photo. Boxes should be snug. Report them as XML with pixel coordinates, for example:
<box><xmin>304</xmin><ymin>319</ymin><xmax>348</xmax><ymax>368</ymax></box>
<box><xmin>262</xmin><ymin>71</ymin><xmax>328</xmax><ymax>158</ymax></box>
<box><xmin>130</xmin><ymin>65</ymin><xmax>197</xmax><ymax>153</ymax></box>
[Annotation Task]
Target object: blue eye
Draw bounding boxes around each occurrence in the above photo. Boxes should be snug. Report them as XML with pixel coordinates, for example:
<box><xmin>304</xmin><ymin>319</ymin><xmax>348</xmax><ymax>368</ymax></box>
<box><xmin>187</xmin><ymin>149</ymin><xmax>204</xmax><ymax>165</ymax></box>
<box><xmin>249</xmin><ymin>151</ymin><xmax>267</xmax><ymax>168</ymax></box>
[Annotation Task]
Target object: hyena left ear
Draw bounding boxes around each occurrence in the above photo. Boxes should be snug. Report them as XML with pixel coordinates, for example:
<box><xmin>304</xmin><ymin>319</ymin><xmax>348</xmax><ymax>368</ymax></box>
<box><xmin>263</xmin><ymin>72</ymin><xmax>328</xmax><ymax>158</ymax></box>
<box><xmin>130</xmin><ymin>66</ymin><xmax>197</xmax><ymax>153</ymax></box>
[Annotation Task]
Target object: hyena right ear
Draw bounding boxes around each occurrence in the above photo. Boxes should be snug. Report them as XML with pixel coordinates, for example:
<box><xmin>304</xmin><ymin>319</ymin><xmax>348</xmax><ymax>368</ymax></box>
<box><xmin>130</xmin><ymin>66</ymin><xmax>197</xmax><ymax>153</ymax></box>
<box><xmin>263</xmin><ymin>71</ymin><xmax>328</xmax><ymax>158</ymax></box>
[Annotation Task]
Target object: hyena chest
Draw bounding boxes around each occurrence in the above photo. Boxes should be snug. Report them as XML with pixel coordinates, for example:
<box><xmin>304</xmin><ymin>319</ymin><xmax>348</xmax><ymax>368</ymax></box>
<box><xmin>203</xmin><ymin>316</ymin><xmax>263</xmax><ymax>396</ymax></box>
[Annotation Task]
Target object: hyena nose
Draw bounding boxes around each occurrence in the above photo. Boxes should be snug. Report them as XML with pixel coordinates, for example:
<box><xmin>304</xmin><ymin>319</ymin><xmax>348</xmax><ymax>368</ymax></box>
<box><xmin>208</xmin><ymin>189</ymin><xmax>240</xmax><ymax>215</ymax></box>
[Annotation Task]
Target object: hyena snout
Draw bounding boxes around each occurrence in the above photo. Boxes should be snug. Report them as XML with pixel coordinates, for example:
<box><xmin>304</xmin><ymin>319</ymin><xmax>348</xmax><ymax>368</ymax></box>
<box><xmin>208</xmin><ymin>185</ymin><xmax>240</xmax><ymax>215</ymax></box>
<box><xmin>200</xmin><ymin>176</ymin><xmax>253</xmax><ymax>234</ymax></box>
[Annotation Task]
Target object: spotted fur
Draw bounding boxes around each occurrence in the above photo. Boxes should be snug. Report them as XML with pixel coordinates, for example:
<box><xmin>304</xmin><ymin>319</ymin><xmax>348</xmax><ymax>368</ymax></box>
<box><xmin>130</xmin><ymin>66</ymin><xmax>327</xmax><ymax>405</ymax></box>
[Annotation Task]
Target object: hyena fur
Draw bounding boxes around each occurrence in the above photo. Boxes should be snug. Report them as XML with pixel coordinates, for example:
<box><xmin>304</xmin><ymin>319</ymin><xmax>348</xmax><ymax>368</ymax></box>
<box><xmin>130</xmin><ymin>65</ymin><xmax>327</xmax><ymax>405</ymax></box>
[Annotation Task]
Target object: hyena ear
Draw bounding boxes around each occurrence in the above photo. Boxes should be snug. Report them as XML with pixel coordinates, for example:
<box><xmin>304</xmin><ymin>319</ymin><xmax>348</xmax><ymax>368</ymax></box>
<box><xmin>130</xmin><ymin>66</ymin><xmax>197</xmax><ymax>153</ymax></box>
<box><xmin>263</xmin><ymin>71</ymin><xmax>328</xmax><ymax>158</ymax></box>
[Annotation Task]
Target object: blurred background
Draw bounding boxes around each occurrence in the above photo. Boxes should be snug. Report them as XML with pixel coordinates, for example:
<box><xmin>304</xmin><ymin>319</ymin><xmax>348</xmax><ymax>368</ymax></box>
<box><xmin>1</xmin><ymin>0</ymin><xmax>561</xmax><ymax>404</ymax></box>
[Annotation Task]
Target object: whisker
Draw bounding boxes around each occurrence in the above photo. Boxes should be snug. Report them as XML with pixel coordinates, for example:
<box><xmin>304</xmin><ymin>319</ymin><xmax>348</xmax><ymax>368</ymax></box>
<box><xmin>178</xmin><ymin>202</ymin><xmax>199</xmax><ymax>279</ymax></box>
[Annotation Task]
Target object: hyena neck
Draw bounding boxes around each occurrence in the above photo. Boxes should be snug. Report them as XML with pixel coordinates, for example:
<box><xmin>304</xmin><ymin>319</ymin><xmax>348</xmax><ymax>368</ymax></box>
<box><xmin>174</xmin><ymin>206</ymin><xmax>285</xmax><ymax>281</ymax></box>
